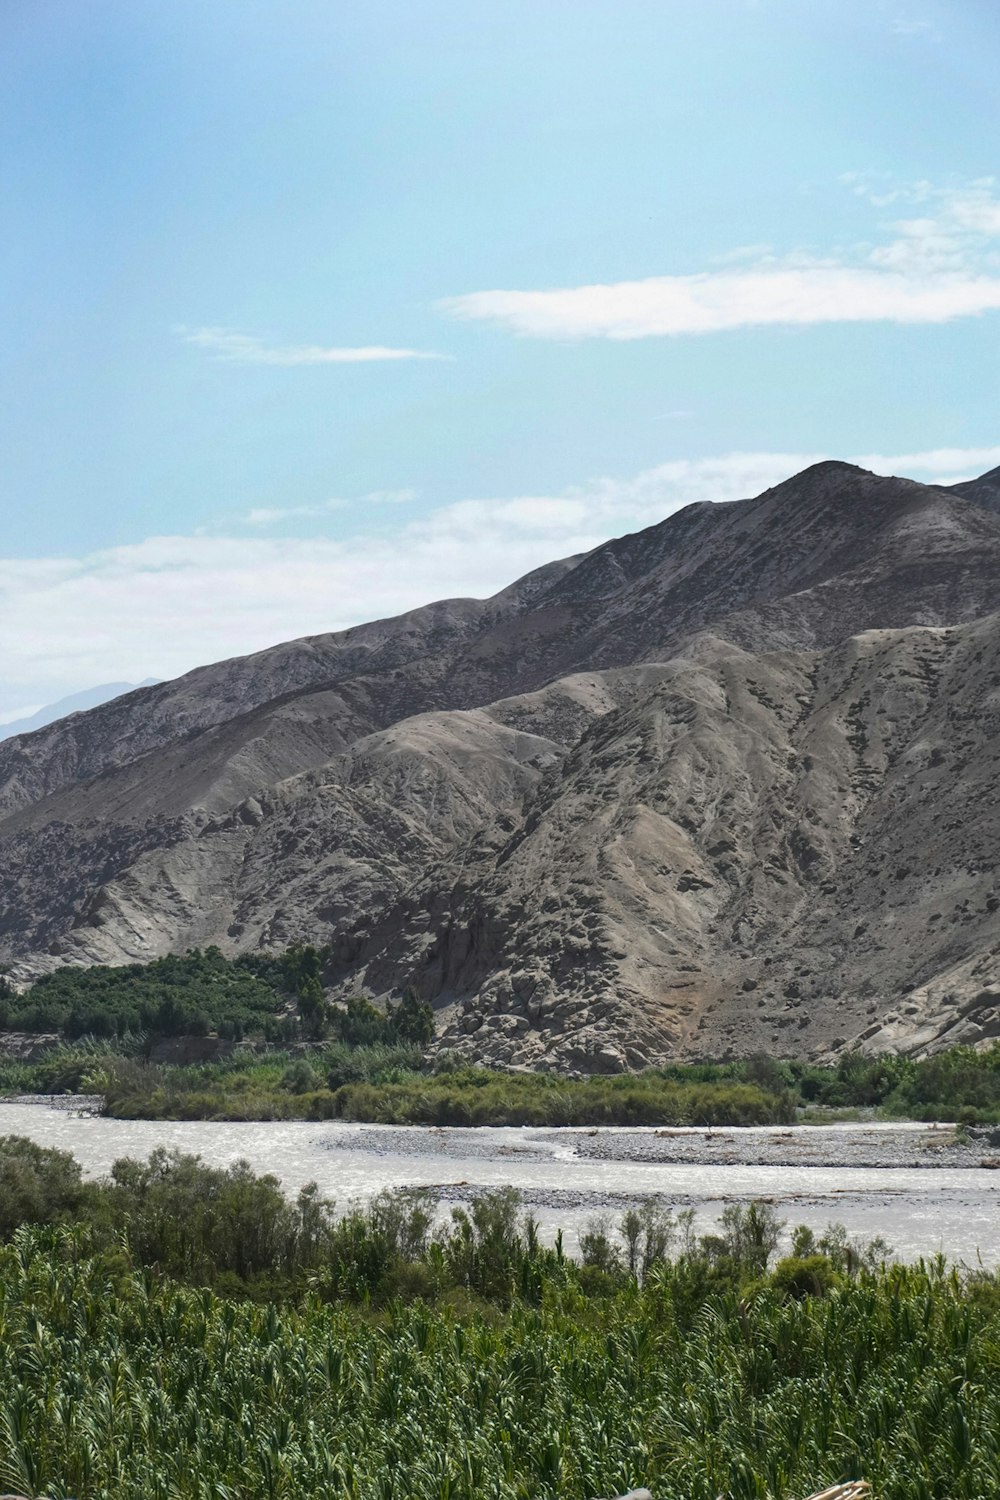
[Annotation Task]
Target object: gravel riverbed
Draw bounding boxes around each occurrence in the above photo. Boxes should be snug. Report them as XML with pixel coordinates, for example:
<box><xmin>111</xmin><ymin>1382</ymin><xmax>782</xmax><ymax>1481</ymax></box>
<box><xmin>319</xmin><ymin>1119</ymin><xmax>1000</xmax><ymax>1171</ymax></box>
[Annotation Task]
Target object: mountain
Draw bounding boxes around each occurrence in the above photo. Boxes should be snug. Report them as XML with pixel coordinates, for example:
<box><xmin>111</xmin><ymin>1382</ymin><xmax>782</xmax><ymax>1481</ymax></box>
<box><xmin>0</xmin><ymin>681</ymin><xmax>160</xmax><ymax>742</ymax></box>
<box><xmin>948</xmin><ymin>464</ymin><xmax>1000</xmax><ymax>515</ymax></box>
<box><xmin>2</xmin><ymin>460</ymin><xmax>1000</xmax><ymax>1068</ymax></box>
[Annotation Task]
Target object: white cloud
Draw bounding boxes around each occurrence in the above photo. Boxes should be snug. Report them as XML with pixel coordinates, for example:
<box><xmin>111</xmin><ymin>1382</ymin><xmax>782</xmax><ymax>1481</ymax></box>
<box><xmin>439</xmin><ymin>180</ymin><xmax>1000</xmax><ymax>340</ymax></box>
<box><xmin>441</xmin><ymin>266</ymin><xmax>1000</xmax><ymax>340</ymax></box>
<box><xmin>245</xmin><ymin>502</ymin><xmax>345</xmax><ymax>527</ymax></box>
<box><xmin>853</xmin><ymin>445</ymin><xmax>1000</xmax><ymax>479</ymax></box>
<box><xmin>890</xmin><ymin>16</ymin><xmax>938</xmax><ymax>39</ymax></box>
<box><xmin>3</xmin><ymin>445</ymin><xmax>997</xmax><ymax>716</ymax></box>
<box><xmin>365</xmin><ymin>489</ymin><xmax>420</xmax><ymax>505</ymax></box>
<box><xmin>180</xmin><ymin>327</ymin><xmax>448</xmax><ymax>365</ymax></box>
<box><xmin>243</xmin><ymin>489</ymin><xmax>417</xmax><ymax>527</ymax></box>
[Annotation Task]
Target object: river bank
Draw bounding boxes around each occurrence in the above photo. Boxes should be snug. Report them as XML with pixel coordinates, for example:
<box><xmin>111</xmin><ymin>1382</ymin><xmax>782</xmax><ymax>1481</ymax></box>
<box><xmin>3</xmin><ymin>1100</ymin><xmax>998</xmax><ymax>1263</ymax></box>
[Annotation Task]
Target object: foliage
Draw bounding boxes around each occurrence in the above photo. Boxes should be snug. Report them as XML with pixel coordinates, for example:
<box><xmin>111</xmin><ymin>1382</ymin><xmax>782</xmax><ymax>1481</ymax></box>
<box><xmin>0</xmin><ymin>944</ymin><xmax>440</xmax><ymax>1063</ymax></box>
<box><xmin>387</xmin><ymin>988</ymin><xmax>436</xmax><ymax>1046</ymax></box>
<box><xmin>95</xmin><ymin>1058</ymin><xmax>794</xmax><ymax>1126</ymax></box>
<box><xmin>329</xmin><ymin>989</ymin><xmax>435</xmax><ymax>1048</ymax></box>
<box><xmin>771</xmin><ymin>1252</ymin><xmax>840</xmax><ymax>1299</ymax></box>
<box><xmin>0</xmin><ymin>946</ymin><xmax>289</xmax><ymax>1040</ymax></box>
<box><xmin>0</xmin><ymin>1135</ymin><xmax>890</xmax><ymax>1306</ymax></box>
<box><xmin>104</xmin><ymin>1147</ymin><xmax>333</xmax><ymax>1285</ymax></box>
<box><xmin>0</xmin><ymin>1135</ymin><xmax>90</xmax><ymax>1237</ymax></box>
<box><xmin>752</xmin><ymin>1044</ymin><xmax>1000</xmax><ymax>1122</ymax></box>
<box><xmin>895</xmin><ymin>1041</ymin><xmax>1000</xmax><ymax>1120</ymax></box>
<box><xmin>91</xmin><ymin>1042</ymin><xmax>425</xmax><ymax>1120</ymax></box>
<box><xmin>0</xmin><ymin>1208</ymin><xmax>997</xmax><ymax>1498</ymax></box>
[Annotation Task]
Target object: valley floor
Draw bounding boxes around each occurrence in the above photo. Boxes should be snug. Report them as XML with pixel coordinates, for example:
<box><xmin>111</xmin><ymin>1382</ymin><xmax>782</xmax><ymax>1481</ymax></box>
<box><xmin>1</xmin><ymin>1124</ymin><xmax>999</xmax><ymax>1499</ymax></box>
<box><xmin>3</xmin><ymin>1100</ymin><xmax>999</xmax><ymax>1264</ymax></box>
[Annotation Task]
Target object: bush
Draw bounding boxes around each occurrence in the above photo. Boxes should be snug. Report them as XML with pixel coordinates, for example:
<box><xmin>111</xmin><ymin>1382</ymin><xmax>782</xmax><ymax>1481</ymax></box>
<box><xmin>0</xmin><ymin>1135</ymin><xmax>89</xmax><ymax>1236</ymax></box>
<box><xmin>281</xmin><ymin>1059</ymin><xmax>319</xmax><ymax>1094</ymax></box>
<box><xmin>106</xmin><ymin>1148</ymin><xmax>336</xmax><ymax>1282</ymax></box>
<box><xmin>771</xmin><ymin>1253</ymin><xmax>838</xmax><ymax>1298</ymax></box>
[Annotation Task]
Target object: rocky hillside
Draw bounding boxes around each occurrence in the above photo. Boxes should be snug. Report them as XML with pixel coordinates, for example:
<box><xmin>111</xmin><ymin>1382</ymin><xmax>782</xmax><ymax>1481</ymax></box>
<box><xmin>3</xmin><ymin>460</ymin><xmax>1000</xmax><ymax>1068</ymax></box>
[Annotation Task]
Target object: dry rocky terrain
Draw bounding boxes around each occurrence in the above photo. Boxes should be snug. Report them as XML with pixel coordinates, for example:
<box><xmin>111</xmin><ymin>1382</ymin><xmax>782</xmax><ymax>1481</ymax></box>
<box><xmin>3</xmin><ymin>460</ymin><xmax>1000</xmax><ymax>1069</ymax></box>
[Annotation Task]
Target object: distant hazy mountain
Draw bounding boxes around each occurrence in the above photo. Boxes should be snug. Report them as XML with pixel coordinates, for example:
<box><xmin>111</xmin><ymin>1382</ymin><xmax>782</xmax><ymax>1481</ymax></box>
<box><xmin>0</xmin><ymin>681</ymin><xmax>160</xmax><ymax>742</ymax></box>
<box><xmin>3</xmin><ymin>462</ymin><xmax>1000</xmax><ymax>1070</ymax></box>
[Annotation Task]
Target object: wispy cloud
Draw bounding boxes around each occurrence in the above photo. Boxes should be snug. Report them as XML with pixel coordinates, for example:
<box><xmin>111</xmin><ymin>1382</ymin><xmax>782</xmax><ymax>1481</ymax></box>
<box><xmin>244</xmin><ymin>489</ymin><xmax>417</xmax><ymax>526</ymax></box>
<box><xmin>439</xmin><ymin>179</ymin><xmax>1000</xmax><ymax>340</ymax></box>
<box><xmin>180</xmin><ymin>327</ymin><xmax>448</xmax><ymax>365</ymax></box>
<box><xmin>890</xmin><ymin>16</ymin><xmax>938</xmax><ymax>39</ymax></box>
<box><xmin>3</xmin><ymin>445</ymin><xmax>998</xmax><ymax>716</ymax></box>
<box><xmin>852</xmin><ymin>445</ymin><xmax>1000</xmax><ymax>479</ymax></box>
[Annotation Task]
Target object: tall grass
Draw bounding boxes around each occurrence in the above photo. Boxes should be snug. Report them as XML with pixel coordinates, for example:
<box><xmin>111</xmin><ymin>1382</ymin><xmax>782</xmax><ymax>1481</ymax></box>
<box><xmin>0</xmin><ymin>1230</ymin><xmax>997</xmax><ymax>1500</ymax></box>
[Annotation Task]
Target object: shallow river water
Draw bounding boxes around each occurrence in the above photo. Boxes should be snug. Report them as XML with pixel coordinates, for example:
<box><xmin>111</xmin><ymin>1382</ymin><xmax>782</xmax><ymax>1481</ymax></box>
<box><xmin>2</xmin><ymin>1100</ymin><xmax>998</xmax><ymax>1264</ymax></box>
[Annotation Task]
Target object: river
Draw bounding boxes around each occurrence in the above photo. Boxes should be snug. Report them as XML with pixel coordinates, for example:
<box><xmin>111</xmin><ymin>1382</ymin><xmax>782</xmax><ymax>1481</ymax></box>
<box><xmin>3</xmin><ymin>1099</ymin><xmax>998</xmax><ymax>1263</ymax></box>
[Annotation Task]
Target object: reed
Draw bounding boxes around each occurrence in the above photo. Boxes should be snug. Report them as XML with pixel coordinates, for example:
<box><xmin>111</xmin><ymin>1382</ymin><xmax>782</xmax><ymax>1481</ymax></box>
<box><xmin>0</xmin><ymin>1227</ymin><xmax>996</xmax><ymax>1500</ymax></box>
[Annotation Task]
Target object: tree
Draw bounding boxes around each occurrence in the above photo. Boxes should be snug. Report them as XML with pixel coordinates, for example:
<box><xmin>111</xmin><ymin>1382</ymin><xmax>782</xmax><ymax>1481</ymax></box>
<box><xmin>297</xmin><ymin>976</ymin><xmax>328</xmax><ymax>1039</ymax></box>
<box><xmin>0</xmin><ymin>1135</ymin><xmax>88</xmax><ymax>1237</ymax></box>
<box><xmin>388</xmin><ymin>988</ymin><xmax>435</xmax><ymax>1046</ymax></box>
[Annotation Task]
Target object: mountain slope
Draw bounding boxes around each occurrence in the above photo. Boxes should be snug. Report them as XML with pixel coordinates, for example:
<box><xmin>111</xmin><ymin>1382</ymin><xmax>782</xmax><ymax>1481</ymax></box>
<box><xmin>949</xmin><ymin>464</ymin><xmax>1000</xmax><ymax>515</ymax></box>
<box><xmin>3</xmin><ymin>460</ymin><xmax>1000</xmax><ymax>1065</ymax></box>
<box><xmin>0</xmin><ymin>681</ymin><xmax>160</xmax><ymax>743</ymax></box>
<box><xmin>400</xmin><ymin>617</ymin><xmax>1000</xmax><ymax>1068</ymax></box>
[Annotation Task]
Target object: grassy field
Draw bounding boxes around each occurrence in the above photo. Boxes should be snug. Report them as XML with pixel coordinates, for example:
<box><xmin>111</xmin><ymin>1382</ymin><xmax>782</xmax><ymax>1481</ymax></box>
<box><xmin>0</xmin><ymin>1160</ymin><xmax>998</xmax><ymax>1500</ymax></box>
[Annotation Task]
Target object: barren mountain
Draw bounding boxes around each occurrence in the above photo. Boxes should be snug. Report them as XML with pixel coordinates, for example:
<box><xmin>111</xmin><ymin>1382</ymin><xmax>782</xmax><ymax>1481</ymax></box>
<box><xmin>3</xmin><ymin>459</ymin><xmax>1000</xmax><ymax>1067</ymax></box>
<box><xmin>0</xmin><ymin>680</ymin><xmax>159</xmax><ymax>743</ymax></box>
<box><xmin>948</xmin><ymin>463</ymin><xmax>1000</xmax><ymax>515</ymax></box>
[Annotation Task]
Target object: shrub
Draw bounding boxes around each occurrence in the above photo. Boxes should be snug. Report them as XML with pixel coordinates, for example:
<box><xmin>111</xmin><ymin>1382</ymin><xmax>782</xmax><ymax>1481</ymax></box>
<box><xmin>0</xmin><ymin>1135</ymin><xmax>89</xmax><ymax>1236</ymax></box>
<box><xmin>771</xmin><ymin>1253</ymin><xmax>838</xmax><ymax>1298</ymax></box>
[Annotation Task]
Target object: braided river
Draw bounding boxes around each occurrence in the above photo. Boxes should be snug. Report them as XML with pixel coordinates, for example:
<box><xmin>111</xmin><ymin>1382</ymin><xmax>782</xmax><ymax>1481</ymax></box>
<box><xmin>3</xmin><ymin>1100</ymin><xmax>998</xmax><ymax>1263</ymax></box>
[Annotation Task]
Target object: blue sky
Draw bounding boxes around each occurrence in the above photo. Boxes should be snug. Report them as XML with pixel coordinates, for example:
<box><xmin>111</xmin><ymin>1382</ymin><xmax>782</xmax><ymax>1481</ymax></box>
<box><xmin>2</xmin><ymin>0</ymin><xmax>999</xmax><ymax>716</ymax></box>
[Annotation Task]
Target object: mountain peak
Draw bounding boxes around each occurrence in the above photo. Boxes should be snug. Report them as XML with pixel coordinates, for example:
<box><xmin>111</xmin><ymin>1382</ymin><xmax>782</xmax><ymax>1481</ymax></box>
<box><xmin>947</xmin><ymin>463</ymin><xmax>1000</xmax><ymax>516</ymax></box>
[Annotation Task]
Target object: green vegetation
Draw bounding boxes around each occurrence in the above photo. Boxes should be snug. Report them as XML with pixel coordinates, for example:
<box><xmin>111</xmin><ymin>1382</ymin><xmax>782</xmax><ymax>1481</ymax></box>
<box><xmin>0</xmin><ymin>947</ymin><xmax>290</xmax><ymax>1040</ymax></box>
<box><xmin>0</xmin><ymin>944</ymin><xmax>433</xmax><ymax>1046</ymax></box>
<box><xmin>750</xmin><ymin>1045</ymin><xmax>1000</xmax><ymax>1124</ymax></box>
<box><xmin>4</xmin><ymin>1037</ymin><xmax>1000</xmax><ymax>1126</ymax></box>
<box><xmin>0</xmin><ymin>1135</ymin><xmax>999</xmax><ymax>1498</ymax></box>
<box><xmin>0</xmin><ymin>1130</ymin><xmax>897</xmax><ymax>1309</ymax></box>
<box><xmin>80</xmin><ymin>1053</ymin><xmax>795</xmax><ymax>1126</ymax></box>
<box><xmin>2</xmin><ymin>946</ymin><xmax>1000</xmax><ymax>1123</ymax></box>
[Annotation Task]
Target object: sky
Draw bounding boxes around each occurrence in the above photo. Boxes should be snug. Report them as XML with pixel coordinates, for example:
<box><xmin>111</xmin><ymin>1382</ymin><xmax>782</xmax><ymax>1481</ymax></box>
<box><xmin>1</xmin><ymin>0</ymin><xmax>999</xmax><ymax>718</ymax></box>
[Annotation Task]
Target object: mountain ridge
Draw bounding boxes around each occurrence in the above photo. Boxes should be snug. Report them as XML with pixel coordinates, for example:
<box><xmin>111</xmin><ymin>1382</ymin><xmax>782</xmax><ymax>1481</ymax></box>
<box><xmin>0</xmin><ymin>679</ymin><xmax>160</xmax><ymax>743</ymax></box>
<box><xmin>3</xmin><ymin>459</ymin><xmax>1000</xmax><ymax>1068</ymax></box>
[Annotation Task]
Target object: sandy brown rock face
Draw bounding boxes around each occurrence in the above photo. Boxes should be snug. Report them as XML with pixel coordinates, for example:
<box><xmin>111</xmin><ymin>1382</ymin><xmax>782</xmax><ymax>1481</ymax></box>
<box><xmin>3</xmin><ymin>460</ymin><xmax>1000</xmax><ymax>1064</ymax></box>
<box><xmin>329</xmin><ymin>615</ymin><xmax>1000</xmax><ymax>1070</ymax></box>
